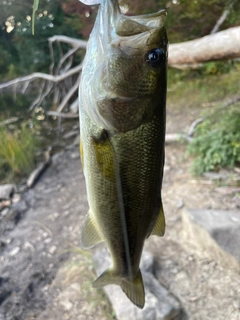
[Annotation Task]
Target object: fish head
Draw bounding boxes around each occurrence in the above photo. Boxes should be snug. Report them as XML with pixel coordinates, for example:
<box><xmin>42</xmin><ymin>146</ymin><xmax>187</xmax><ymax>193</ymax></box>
<box><xmin>80</xmin><ymin>0</ymin><xmax>168</xmax><ymax>132</ymax></box>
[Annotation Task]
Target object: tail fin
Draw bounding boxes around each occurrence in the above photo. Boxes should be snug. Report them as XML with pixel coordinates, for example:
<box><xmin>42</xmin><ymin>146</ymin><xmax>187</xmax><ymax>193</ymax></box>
<box><xmin>121</xmin><ymin>270</ymin><xmax>145</xmax><ymax>309</ymax></box>
<box><xmin>93</xmin><ymin>268</ymin><xmax>145</xmax><ymax>309</ymax></box>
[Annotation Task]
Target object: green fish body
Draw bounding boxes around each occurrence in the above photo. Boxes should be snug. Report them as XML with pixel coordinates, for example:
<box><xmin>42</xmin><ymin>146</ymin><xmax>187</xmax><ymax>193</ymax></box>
<box><xmin>79</xmin><ymin>0</ymin><xmax>168</xmax><ymax>309</ymax></box>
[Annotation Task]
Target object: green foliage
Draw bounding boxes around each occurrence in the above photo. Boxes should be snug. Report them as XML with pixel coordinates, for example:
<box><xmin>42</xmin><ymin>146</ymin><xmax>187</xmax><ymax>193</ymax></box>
<box><xmin>14</xmin><ymin>3</ymin><xmax>80</xmax><ymax>74</ymax></box>
<box><xmin>187</xmin><ymin>106</ymin><xmax>240</xmax><ymax>175</ymax></box>
<box><xmin>0</xmin><ymin>0</ymin><xmax>83</xmax><ymax>78</ymax></box>
<box><xmin>160</xmin><ymin>0</ymin><xmax>240</xmax><ymax>42</ymax></box>
<box><xmin>0</xmin><ymin>93</ymin><xmax>31</xmax><ymax>117</ymax></box>
<box><xmin>0</xmin><ymin>123</ymin><xmax>39</xmax><ymax>181</ymax></box>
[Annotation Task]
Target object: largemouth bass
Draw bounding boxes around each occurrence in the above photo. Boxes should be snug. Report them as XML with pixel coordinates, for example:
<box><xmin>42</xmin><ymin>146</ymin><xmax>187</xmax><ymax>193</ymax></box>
<box><xmin>79</xmin><ymin>0</ymin><xmax>168</xmax><ymax>309</ymax></box>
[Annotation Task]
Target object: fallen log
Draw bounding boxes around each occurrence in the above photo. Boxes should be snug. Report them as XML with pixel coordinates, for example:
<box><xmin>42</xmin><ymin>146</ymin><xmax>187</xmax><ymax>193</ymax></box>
<box><xmin>27</xmin><ymin>147</ymin><xmax>52</xmax><ymax>188</ymax></box>
<box><xmin>168</xmin><ymin>26</ymin><xmax>240</xmax><ymax>66</ymax></box>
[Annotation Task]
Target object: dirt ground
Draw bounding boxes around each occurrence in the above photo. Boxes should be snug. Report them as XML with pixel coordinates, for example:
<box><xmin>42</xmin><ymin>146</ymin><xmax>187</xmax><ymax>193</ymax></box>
<box><xmin>0</xmin><ymin>104</ymin><xmax>239</xmax><ymax>319</ymax></box>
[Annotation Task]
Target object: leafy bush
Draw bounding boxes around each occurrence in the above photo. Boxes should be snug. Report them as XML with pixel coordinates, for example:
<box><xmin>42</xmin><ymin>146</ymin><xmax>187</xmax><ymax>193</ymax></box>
<box><xmin>187</xmin><ymin>105</ymin><xmax>240</xmax><ymax>175</ymax></box>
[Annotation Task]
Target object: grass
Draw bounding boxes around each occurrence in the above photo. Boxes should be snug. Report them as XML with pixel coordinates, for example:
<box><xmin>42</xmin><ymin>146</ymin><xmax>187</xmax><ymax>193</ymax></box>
<box><xmin>167</xmin><ymin>61</ymin><xmax>240</xmax><ymax>108</ymax></box>
<box><xmin>0</xmin><ymin>123</ymin><xmax>39</xmax><ymax>182</ymax></box>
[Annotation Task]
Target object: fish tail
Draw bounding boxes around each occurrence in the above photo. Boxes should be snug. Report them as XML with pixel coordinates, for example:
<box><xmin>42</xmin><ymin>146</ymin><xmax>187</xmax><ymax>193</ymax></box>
<box><xmin>93</xmin><ymin>268</ymin><xmax>145</xmax><ymax>309</ymax></box>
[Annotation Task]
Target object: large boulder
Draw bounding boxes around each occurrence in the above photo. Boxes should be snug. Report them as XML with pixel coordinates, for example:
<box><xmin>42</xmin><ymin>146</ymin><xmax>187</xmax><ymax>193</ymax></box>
<box><xmin>0</xmin><ymin>184</ymin><xmax>16</xmax><ymax>200</ymax></box>
<box><xmin>181</xmin><ymin>208</ymin><xmax>240</xmax><ymax>266</ymax></box>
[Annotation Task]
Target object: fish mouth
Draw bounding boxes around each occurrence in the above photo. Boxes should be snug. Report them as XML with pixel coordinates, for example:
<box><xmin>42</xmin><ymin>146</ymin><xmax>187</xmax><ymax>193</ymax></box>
<box><xmin>100</xmin><ymin>0</ymin><xmax>166</xmax><ymax>40</ymax></box>
<box><xmin>115</xmin><ymin>9</ymin><xmax>166</xmax><ymax>37</ymax></box>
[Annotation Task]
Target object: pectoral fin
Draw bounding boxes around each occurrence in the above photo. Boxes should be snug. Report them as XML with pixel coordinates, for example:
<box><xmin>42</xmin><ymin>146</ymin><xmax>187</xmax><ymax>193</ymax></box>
<box><xmin>92</xmin><ymin>130</ymin><xmax>115</xmax><ymax>181</ymax></box>
<box><xmin>80</xmin><ymin>213</ymin><xmax>104</xmax><ymax>249</ymax></box>
<box><xmin>151</xmin><ymin>205</ymin><xmax>165</xmax><ymax>237</ymax></box>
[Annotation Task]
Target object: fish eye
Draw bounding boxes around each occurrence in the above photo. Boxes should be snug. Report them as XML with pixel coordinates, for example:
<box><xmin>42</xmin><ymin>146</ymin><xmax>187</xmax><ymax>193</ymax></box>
<box><xmin>146</xmin><ymin>48</ymin><xmax>165</xmax><ymax>68</ymax></box>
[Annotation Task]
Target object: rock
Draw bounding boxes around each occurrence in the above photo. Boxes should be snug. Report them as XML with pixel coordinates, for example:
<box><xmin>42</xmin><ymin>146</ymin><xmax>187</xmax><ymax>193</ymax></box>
<box><xmin>0</xmin><ymin>240</ymin><xmax>6</xmax><ymax>251</ymax></box>
<box><xmin>9</xmin><ymin>246</ymin><xmax>20</xmax><ymax>256</ymax></box>
<box><xmin>12</xmin><ymin>193</ymin><xmax>21</xmax><ymax>203</ymax></box>
<box><xmin>49</xmin><ymin>245</ymin><xmax>57</xmax><ymax>255</ymax></box>
<box><xmin>140</xmin><ymin>251</ymin><xmax>154</xmax><ymax>274</ymax></box>
<box><xmin>92</xmin><ymin>248</ymin><xmax>183</xmax><ymax>320</ymax></box>
<box><xmin>0</xmin><ymin>207</ymin><xmax>10</xmax><ymax>217</ymax></box>
<box><xmin>0</xmin><ymin>184</ymin><xmax>16</xmax><ymax>200</ymax></box>
<box><xmin>11</xmin><ymin>200</ymin><xmax>28</xmax><ymax>213</ymax></box>
<box><xmin>44</xmin><ymin>238</ymin><xmax>53</xmax><ymax>244</ymax></box>
<box><xmin>203</xmin><ymin>172</ymin><xmax>228</xmax><ymax>180</ymax></box>
<box><xmin>60</xmin><ymin>299</ymin><xmax>73</xmax><ymax>311</ymax></box>
<box><xmin>176</xmin><ymin>198</ymin><xmax>184</xmax><ymax>209</ymax></box>
<box><xmin>70</xmin><ymin>151</ymin><xmax>80</xmax><ymax>159</ymax></box>
<box><xmin>0</xmin><ymin>200</ymin><xmax>11</xmax><ymax>212</ymax></box>
<box><xmin>73</xmin><ymin>134</ymin><xmax>80</xmax><ymax>146</ymax></box>
<box><xmin>182</xmin><ymin>208</ymin><xmax>240</xmax><ymax>266</ymax></box>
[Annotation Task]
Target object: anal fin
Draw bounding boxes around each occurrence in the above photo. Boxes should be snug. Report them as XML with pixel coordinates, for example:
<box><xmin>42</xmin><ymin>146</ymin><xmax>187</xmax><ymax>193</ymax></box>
<box><xmin>80</xmin><ymin>213</ymin><xmax>104</xmax><ymax>249</ymax></box>
<box><xmin>151</xmin><ymin>204</ymin><xmax>165</xmax><ymax>237</ymax></box>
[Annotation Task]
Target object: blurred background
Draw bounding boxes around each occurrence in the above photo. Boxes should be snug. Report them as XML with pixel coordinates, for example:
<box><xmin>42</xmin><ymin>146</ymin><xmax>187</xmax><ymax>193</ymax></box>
<box><xmin>0</xmin><ymin>1</ymin><xmax>240</xmax><ymax>319</ymax></box>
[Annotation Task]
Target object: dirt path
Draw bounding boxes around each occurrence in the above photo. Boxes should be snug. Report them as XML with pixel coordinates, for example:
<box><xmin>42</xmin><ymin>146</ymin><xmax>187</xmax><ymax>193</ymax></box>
<box><xmin>0</xmin><ymin>146</ymin><xmax>113</xmax><ymax>320</ymax></box>
<box><xmin>0</xmin><ymin>124</ymin><xmax>239</xmax><ymax>319</ymax></box>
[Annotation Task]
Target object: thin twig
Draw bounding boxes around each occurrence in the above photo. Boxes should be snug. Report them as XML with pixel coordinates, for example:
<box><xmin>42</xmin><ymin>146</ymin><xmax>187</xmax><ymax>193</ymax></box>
<box><xmin>188</xmin><ymin>118</ymin><xmax>203</xmax><ymax>137</ymax></box>
<box><xmin>57</xmin><ymin>73</ymin><xmax>82</xmax><ymax>112</ymax></box>
<box><xmin>0</xmin><ymin>64</ymin><xmax>83</xmax><ymax>90</ymax></box>
<box><xmin>210</xmin><ymin>0</ymin><xmax>236</xmax><ymax>34</ymax></box>
<box><xmin>69</xmin><ymin>98</ymin><xmax>79</xmax><ymax>113</ymax></box>
<box><xmin>0</xmin><ymin>117</ymin><xmax>19</xmax><ymax>126</ymax></box>
<box><xmin>28</xmin><ymin>81</ymin><xmax>46</xmax><ymax>111</ymax></box>
<box><xmin>47</xmin><ymin>111</ymin><xmax>79</xmax><ymax>118</ymax></box>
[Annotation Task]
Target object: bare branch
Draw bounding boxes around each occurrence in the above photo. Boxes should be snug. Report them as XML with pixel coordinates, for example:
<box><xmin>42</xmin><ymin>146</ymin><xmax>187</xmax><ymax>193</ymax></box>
<box><xmin>21</xmin><ymin>81</ymin><xmax>30</xmax><ymax>94</ymax></box>
<box><xmin>188</xmin><ymin>118</ymin><xmax>204</xmax><ymax>137</ymax></box>
<box><xmin>29</xmin><ymin>81</ymin><xmax>54</xmax><ymax>111</ymax></box>
<box><xmin>0</xmin><ymin>117</ymin><xmax>19</xmax><ymax>127</ymax></box>
<box><xmin>57</xmin><ymin>73</ymin><xmax>81</xmax><ymax>112</ymax></box>
<box><xmin>210</xmin><ymin>9</ymin><xmax>230</xmax><ymax>34</ymax></box>
<box><xmin>47</xmin><ymin>111</ymin><xmax>79</xmax><ymax>118</ymax></box>
<box><xmin>56</xmin><ymin>47</ymin><xmax>79</xmax><ymax>75</ymax></box>
<box><xmin>29</xmin><ymin>81</ymin><xmax>47</xmax><ymax>111</ymax></box>
<box><xmin>70</xmin><ymin>98</ymin><xmax>79</xmax><ymax>114</ymax></box>
<box><xmin>47</xmin><ymin>36</ymin><xmax>87</xmax><ymax>75</ymax></box>
<box><xmin>48</xmin><ymin>35</ymin><xmax>87</xmax><ymax>49</ymax></box>
<box><xmin>48</xmin><ymin>37</ymin><xmax>55</xmax><ymax>75</ymax></box>
<box><xmin>210</xmin><ymin>0</ymin><xmax>236</xmax><ymax>34</ymax></box>
<box><xmin>0</xmin><ymin>64</ymin><xmax>83</xmax><ymax>90</ymax></box>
